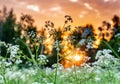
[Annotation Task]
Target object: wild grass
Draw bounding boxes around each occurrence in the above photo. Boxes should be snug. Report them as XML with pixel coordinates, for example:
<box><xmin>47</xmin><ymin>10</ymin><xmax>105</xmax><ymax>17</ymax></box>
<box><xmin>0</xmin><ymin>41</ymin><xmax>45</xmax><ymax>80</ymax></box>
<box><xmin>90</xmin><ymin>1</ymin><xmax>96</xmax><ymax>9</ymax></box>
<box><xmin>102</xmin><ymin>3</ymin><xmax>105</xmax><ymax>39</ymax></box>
<box><xmin>0</xmin><ymin>15</ymin><xmax>120</xmax><ymax>84</ymax></box>
<box><xmin>0</xmin><ymin>45</ymin><xmax>120</xmax><ymax>84</ymax></box>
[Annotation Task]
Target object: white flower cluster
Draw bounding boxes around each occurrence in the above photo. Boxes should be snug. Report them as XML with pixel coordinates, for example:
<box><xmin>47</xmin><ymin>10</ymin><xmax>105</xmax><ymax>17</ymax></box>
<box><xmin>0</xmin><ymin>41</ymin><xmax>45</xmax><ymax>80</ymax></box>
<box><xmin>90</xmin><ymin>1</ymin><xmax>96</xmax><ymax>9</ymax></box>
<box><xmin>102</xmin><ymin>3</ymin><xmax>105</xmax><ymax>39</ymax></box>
<box><xmin>78</xmin><ymin>39</ymin><xmax>86</xmax><ymax>46</ymax></box>
<box><xmin>95</xmin><ymin>49</ymin><xmax>112</xmax><ymax>59</ymax></box>
<box><xmin>2</xmin><ymin>60</ymin><xmax>12</xmax><ymax>67</ymax></box>
<box><xmin>5</xmin><ymin>67</ymin><xmax>38</xmax><ymax>82</ymax></box>
<box><xmin>7</xmin><ymin>45</ymin><xmax>19</xmax><ymax>58</ymax></box>
<box><xmin>53</xmin><ymin>40</ymin><xmax>61</xmax><ymax>51</ymax></box>
<box><xmin>0</xmin><ymin>56</ymin><xmax>13</xmax><ymax>67</ymax></box>
<box><xmin>118</xmin><ymin>47</ymin><xmax>120</xmax><ymax>52</ymax></box>
<box><xmin>52</xmin><ymin>63</ymin><xmax>64</xmax><ymax>70</ymax></box>
<box><xmin>86</xmin><ymin>38</ymin><xmax>94</xmax><ymax>49</ymax></box>
<box><xmin>5</xmin><ymin>69</ymin><xmax>23</xmax><ymax>81</ymax></box>
<box><xmin>28</xmin><ymin>31</ymin><xmax>36</xmax><ymax>39</ymax></box>
<box><xmin>0</xmin><ymin>75</ymin><xmax>4</xmax><ymax>84</ymax></box>
<box><xmin>1</xmin><ymin>53</ymin><xmax>120</xmax><ymax>84</ymax></box>
<box><xmin>0</xmin><ymin>41</ymin><xmax>7</xmax><ymax>56</ymax></box>
<box><xmin>1</xmin><ymin>40</ymin><xmax>120</xmax><ymax>84</ymax></box>
<box><xmin>32</xmin><ymin>82</ymin><xmax>40</xmax><ymax>84</ymax></box>
<box><xmin>93</xmin><ymin>49</ymin><xmax>119</xmax><ymax>67</ymax></box>
<box><xmin>86</xmin><ymin>42</ymin><xmax>93</xmax><ymax>49</ymax></box>
<box><xmin>0</xmin><ymin>41</ymin><xmax>6</xmax><ymax>46</ymax></box>
<box><xmin>7</xmin><ymin>44</ymin><xmax>22</xmax><ymax>65</ymax></box>
<box><xmin>114</xmin><ymin>33</ymin><xmax>120</xmax><ymax>38</ymax></box>
<box><xmin>78</xmin><ymin>38</ymin><xmax>94</xmax><ymax>49</ymax></box>
<box><xmin>37</xmin><ymin>55</ymin><xmax>48</xmax><ymax>65</ymax></box>
<box><xmin>44</xmin><ymin>67</ymin><xmax>52</xmax><ymax>75</ymax></box>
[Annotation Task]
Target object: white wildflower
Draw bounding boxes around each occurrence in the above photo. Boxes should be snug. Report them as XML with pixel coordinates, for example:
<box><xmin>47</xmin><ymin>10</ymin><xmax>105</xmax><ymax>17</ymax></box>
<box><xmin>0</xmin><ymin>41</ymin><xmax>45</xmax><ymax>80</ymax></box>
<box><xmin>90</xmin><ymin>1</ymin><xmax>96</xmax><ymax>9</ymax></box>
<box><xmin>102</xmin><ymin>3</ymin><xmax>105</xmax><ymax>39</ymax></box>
<box><xmin>0</xmin><ymin>41</ymin><xmax>6</xmax><ymax>46</ymax></box>
<box><xmin>20</xmin><ymin>74</ymin><xmax>26</xmax><ymax>81</ymax></box>
<box><xmin>118</xmin><ymin>47</ymin><xmax>120</xmax><ymax>52</ymax></box>
<box><xmin>79</xmin><ymin>39</ymin><xmax>86</xmax><ymax>45</ymax></box>
<box><xmin>15</xmin><ymin>59</ymin><xmax>22</xmax><ymax>64</ymax></box>
<box><xmin>94</xmin><ymin>77</ymin><xmax>101</xmax><ymax>81</ymax></box>
<box><xmin>114</xmin><ymin>72</ymin><xmax>120</xmax><ymax>79</ymax></box>
<box><xmin>115</xmin><ymin>33</ymin><xmax>120</xmax><ymax>38</ymax></box>
<box><xmin>45</xmin><ymin>67</ymin><xmax>52</xmax><ymax>75</ymax></box>
<box><xmin>38</xmin><ymin>55</ymin><xmax>48</xmax><ymax>65</ymax></box>
<box><xmin>53</xmin><ymin>40</ymin><xmax>61</xmax><ymax>51</ymax></box>
<box><xmin>5</xmin><ymin>61</ymin><xmax>12</xmax><ymax>67</ymax></box>
<box><xmin>11</xmin><ymin>71</ymin><xmax>22</xmax><ymax>80</ymax></box>
<box><xmin>7</xmin><ymin>45</ymin><xmax>19</xmax><ymax>58</ymax></box>
<box><xmin>95</xmin><ymin>49</ymin><xmax>112</xmax><ymax>60</ymax></box>
<box><xmin>86</xmin><ymin>38</ymin><xmax>94</xmax><ymax>49</ymax></box>
<box><xmin>27</xmin><ymin>68</ymin><xmax>37</xmax><ymax>75</ymax></box>
<box><xmin>52</xmin><ymin>63</ymin><xmax>63</xmax><ymax>70</ymax></box>
<box><xmin>93</xmin><ymin>49</ymin><xmax>119</xmax><ymax>67</ymax></box>
<box><xmin>28</xmin><ymin>31</ymin><xmax>36</xmax><ymax>39</ymax></box>
<box><xmin>42</xmin><ymin>78</ymin><xmax>48</xmax><ymax>83</ymax></box>
<box><xmin>47</xmin><ymin>83</ymin><xmax>54</xmax><ymax>84</ymax></box>
<box><xmin>86</xmin><ymin>42</ymin><xmax>93</xmax><ymax>49</ymax></box>
<box><xmin>5</xmin><ymin>70</ymin><xmax>22</xmax><ymax>80</ymax></box>
<box><xmin>32</xmin><ymin>82</ymin><xmax>40</xmax><ymax>84</ymax></box>
<box><xmin>94</xmin><ymin>69</ymin><xmax>101</xmax><ymax>74</ymax></box>
<box><xmin>0</xmin><ymin>75</ymin><xmax>4</xmax><ymax>84</ymax></box>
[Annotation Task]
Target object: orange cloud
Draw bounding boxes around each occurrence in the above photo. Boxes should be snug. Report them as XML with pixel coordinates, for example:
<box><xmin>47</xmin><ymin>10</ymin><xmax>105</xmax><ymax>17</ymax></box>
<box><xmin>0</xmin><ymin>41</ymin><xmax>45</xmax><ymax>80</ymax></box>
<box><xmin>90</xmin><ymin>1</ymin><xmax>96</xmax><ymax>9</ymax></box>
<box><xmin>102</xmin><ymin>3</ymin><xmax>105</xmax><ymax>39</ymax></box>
<box><xmin>84</xmin><ymin>3</ymin><xmax>93</xmax><ymax>10</ymax></box>
<box><xmin>26</xmin><ymin>5</ymin><xmax>40</xmax><ymax>12</ymax></box>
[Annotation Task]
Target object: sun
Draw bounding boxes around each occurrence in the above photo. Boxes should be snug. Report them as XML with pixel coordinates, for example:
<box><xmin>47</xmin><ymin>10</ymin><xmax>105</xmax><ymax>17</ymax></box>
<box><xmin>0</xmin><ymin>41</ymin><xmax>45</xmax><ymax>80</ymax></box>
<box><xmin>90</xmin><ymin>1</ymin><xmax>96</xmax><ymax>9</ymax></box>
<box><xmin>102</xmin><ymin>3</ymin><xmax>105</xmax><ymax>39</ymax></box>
<box><xmin>74</xmin><ymin>54</ymin><xmax>82</xmax><ymax>61</ymax></box>
<box><xmin>61</xmin><ymin>48</ymin><xmax>87</xmax><ymax>68</ymax></box>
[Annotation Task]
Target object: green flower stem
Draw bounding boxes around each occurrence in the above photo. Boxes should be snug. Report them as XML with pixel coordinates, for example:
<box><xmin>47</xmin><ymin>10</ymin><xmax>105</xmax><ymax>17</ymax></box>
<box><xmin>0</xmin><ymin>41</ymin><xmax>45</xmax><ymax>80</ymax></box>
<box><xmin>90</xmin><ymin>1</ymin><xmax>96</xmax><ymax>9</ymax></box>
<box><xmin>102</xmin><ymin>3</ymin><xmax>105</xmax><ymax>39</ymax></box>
<box><xmin>5</xmin><ymin>52</ymin><xmax>8</xmax><ymax>58</ymax></box>
<box><xmin>34</xmin><ymin>41</ymin><xmax>38</xmax><ymax>60</ymax></box>
<box><xmin>0</xmin><ymin>46</ymin><xmax>2</xmax><ymax>56</ymax></box>
<box><xmin>22</xmin><ymin>53</ymin><xmax>33</xmax><ymax>62</ymax></box>
<box><xmin>64</xmin><ymin>58</ymin><xmax>79</xmax><ymax>84</ymax></box>
<box><xmin>73</xmin><ymin>64</ymin><xmax>79</xmax><ymax>84</ymax></box>
<box><xmin>26</xmin><ymin>44</ymin><xmax>38</xmax><ymax>67</ymax></box>
<box><xmin>40</xmin><ymin>43</ymin><xmax>44</xmax><ymax>55</ymax></box>
<box><xmin>54</xmin><ymin>50</ymin><xmax>59</xmax><ymax>84</ymax></box>
<box><xmin>54</xmin><ymin>40</ymin><xmax>60</xmax><ymax>84</ymax></box>
<box><xmin>18</xmin><ymin>39</ymin><xmax>38</xmax><ymax>67</ymax></box>
<box><xmin>102</xmin><ymin>40</ymin><xmax>119</xmax><ymax>58</ymax></box>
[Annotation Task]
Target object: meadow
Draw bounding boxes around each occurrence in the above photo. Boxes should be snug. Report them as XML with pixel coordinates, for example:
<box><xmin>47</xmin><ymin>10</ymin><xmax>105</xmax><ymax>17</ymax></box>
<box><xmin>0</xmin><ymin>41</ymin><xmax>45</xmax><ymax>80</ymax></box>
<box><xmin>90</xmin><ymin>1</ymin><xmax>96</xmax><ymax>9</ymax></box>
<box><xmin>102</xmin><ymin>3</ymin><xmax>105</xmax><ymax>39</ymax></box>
<box><xmin>0</xmin><ymin>8</ymin><xmax>120</xmax><ymax>84</ymax></box>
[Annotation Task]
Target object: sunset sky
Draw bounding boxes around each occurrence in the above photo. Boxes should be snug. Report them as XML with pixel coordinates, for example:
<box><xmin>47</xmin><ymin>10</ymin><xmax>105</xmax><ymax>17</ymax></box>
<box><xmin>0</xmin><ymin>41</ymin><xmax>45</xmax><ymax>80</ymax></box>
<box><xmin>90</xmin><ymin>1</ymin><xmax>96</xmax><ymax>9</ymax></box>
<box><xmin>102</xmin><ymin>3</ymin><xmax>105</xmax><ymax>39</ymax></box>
<box><xmin>0</xmin><ymin>0</ymin><xmax>120</xmax><ymax>30</ymax></box>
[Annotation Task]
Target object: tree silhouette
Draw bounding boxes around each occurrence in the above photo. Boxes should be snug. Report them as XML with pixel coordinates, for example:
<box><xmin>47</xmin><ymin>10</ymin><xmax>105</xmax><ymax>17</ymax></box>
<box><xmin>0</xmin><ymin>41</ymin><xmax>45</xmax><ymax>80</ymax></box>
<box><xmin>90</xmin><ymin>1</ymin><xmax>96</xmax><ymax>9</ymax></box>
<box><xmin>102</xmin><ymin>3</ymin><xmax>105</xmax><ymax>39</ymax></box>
<box><xmin>0</xmin><ymin>7</ymin><xmax>16</xmax><ymax>44</ymax></box>
<box><xmin>112</xmin><ymin>15</ymin><xmax>120</xmax><ymax>33</ymax></box>
<box><xmin>19</xmin><ymin>14</ymin><xmax>37</xmax><ymax>40</ymax></box>
<box><xmin>16</xmin><ymin>14</ymin><xmax>38</xmax><ymax>58</ymax></box>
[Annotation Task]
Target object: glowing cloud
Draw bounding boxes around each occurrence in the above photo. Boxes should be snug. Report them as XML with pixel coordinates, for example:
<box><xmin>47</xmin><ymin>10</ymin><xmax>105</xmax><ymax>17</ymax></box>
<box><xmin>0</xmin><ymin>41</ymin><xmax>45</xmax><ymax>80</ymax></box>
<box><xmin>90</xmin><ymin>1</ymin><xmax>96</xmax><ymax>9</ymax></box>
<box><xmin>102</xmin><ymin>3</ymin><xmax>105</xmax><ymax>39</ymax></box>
<box><xmin>94</xmin><ymin>9</ymin><xmax>100</xmax><ymax>17</ymax></box>
<box><xmin>26</xmin><ymin>5</ymin><xmax>40</xmax><ymax>12</ymax></box>
<box><xmin>19</xmin><ymin>2</ymin><xmax>26</xmax><ymax>5</ymax></box>
<box><xmin>84</xmin><ymin>3</ymin><xmax>93</xmax><ymax>10</ymax></box>
<box><xmin>83</xmin><ymin>3</ymin><xmax>100</xmax><ymax>17</ymax></box>
<box><xmin>49</xmin><ymin>6</ymin><xmax>66</xmax><ymax>15</ymax></box>
<box><xmin>79</xmin><ymin>15</ymin><xmax>84</xmax><ymax>18</ymax></box>
<box><xmin>69</xmin><ymin>0</ymin><xmax>78</xmax><ymax>2</ymax></box>
<box><xmin>79</xmin><ymin>11</ymin><xmax>88</xmax><ymax>18</ymax></box>
<box><xmin>50</xmin><ymin>6</ymin><xmax>61</xmax><ymax>11</ymax></box>
<box><xmin>104</xmin><ymin>0</ymin><xmax>110</xmax><ymax>2</ymax></box>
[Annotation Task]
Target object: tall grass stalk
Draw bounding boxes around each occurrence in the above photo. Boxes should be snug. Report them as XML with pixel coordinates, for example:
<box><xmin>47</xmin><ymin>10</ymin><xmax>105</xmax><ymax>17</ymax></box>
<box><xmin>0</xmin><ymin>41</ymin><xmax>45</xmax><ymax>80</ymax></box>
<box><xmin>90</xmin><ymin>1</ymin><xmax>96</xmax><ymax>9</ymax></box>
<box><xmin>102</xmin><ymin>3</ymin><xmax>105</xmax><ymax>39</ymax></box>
<box><xmin>54</xmin><ymin>40</ymin><xmax>60</xmax><ymax>84</ymax></box>
<box><xmin>73</xmin><ymin>64</ymin><xmax>79</xmax><ymax>84</ymax></box>
<box><xmin>64</xmin><ymin>58</ymin><xmax>79</xmax><ymax>84</ymax></box>
<box><xmin>40</xmin><ymin>43</ymin><xmax>44</xmax><ymax>55</ymax></box>
<box><xmin>102</xmin><ymin>40</ymin><xmax>120</xmax><ymax>58</ymax></box>
<box><xmin>26</xmin><ymin>44</ymin><xmax>38</xmax><ymax>67</ymax></box>
<box><xmin>54</xmin><ymin>50</ymin><xmax>59</xmax><ymax>84</ymax></box>
<box><xmin>18</xmin><ymin>39</ymin><xmax>38</xmax><ymax>67</ymax></box>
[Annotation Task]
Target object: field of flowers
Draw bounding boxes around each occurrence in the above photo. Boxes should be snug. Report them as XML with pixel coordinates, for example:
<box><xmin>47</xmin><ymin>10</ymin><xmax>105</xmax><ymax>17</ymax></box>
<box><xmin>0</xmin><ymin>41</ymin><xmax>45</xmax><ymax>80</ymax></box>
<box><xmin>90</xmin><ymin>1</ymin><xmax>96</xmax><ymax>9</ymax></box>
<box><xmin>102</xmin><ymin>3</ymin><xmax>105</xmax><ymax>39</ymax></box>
<box><xmin>0</xmin><ymin>15</ymin><xmax>120</xmax><ymax>84</ymax></box>
<box><xmin>0</xmin><ymin>47</ymin><xmax>120</xmax><ymax>84</ymax></box>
